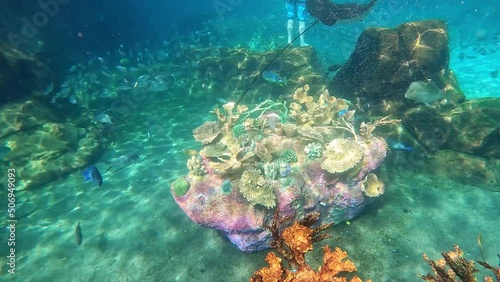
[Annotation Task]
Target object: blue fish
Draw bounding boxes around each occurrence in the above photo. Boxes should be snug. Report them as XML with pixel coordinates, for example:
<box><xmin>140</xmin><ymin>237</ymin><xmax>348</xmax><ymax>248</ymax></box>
<box><xmin>386</xmin><ymin>138</ymin><xmax>414</xmax><ymax>152</ymax></box>
<box><xmin>338</xmin><ymin>109</ymin><xmax>348</xmax><ymax>117</ymax></box>
<box><xmin>82</xmin><ymin>165</ymin><xmax>103</xmax><ymax>186</ymax></box>
<box><xmin>262</xmin><ymin>71</ymin><xmax>287</xmax><ymax>86</ymax></box>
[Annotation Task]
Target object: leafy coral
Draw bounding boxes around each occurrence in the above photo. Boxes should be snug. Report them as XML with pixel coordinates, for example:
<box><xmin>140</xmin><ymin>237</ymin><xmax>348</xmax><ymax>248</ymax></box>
<box><xmin>193</xmin><ymin>121</ymin><xmax>222</xmax><ymax>144</ymax></box>
<box><xmin>239</xmin><ymin>168</ymin><xmax>276</xmax><ymax>208</ymax></box>
<box><xmin>200</xmin><ymin>143</ymin><xmax>228</xmax><ymax>158</ymax></box>
<box><xmin>321</xmin><ymin>138</ymin><xmax>364</xmax><ymax>174</ymax></box>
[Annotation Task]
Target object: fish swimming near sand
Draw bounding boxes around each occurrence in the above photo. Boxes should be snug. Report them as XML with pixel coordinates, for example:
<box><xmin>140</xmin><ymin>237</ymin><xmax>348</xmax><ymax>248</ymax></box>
<box><xmin>404</xmin><ymin>80</ymin><xmax>445</xmax><ymax>105</ymax></box>
<box><xmin>262</xmin><ymin>71</ymin><xmax>287</xmax><ymax>86</ymax></box>
<box><xmin>105</xmin><ymin>152</ymin><xmax>140</xmax><ymax>173</ymax></box>
<box><xmin>386</xmin><ymin>138</ymin><xmax>414</xmax><ymax>152</ymax></box>
<box><xmin>82</xmin><ymin>165</ymin><xmax>103</xmax><ymax>186</ymax></box>
<box><xmin>75</xmin><ymin>222</ymin><xmax>83</xmax><ymax>247</ymax></box>
<box><xmin>306</xmin><ymin>0</ymin><xmax>378</xmax><ymax>26</ymax></box>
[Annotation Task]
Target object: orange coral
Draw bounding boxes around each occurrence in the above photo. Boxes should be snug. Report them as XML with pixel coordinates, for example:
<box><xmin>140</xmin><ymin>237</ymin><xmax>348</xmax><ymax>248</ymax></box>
<box><xmin>250</xmin><ymin>210</ymin><xmax>370</xmax><ymax>282</ymax></box>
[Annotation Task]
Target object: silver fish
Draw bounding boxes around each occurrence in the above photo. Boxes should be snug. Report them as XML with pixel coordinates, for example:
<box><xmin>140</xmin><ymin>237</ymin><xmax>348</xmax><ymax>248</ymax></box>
<box><xmin>118</xmin><ymin>85</ymin><xmax>133</xmax><ymax>91</ymax></box>
<box><xmin>404</xmin><ymin>80</ymin><xmax>445</xmax><ymax>105</ymax></box>
<box><xmin>95</xmin><ymin>112</ymin><xmax>112</xmax><ymax>124</ymax></box>
<box><xmin>116</xmin><ymin>66</ymin><xmax>127</xmax><ymax>72</ymax></box>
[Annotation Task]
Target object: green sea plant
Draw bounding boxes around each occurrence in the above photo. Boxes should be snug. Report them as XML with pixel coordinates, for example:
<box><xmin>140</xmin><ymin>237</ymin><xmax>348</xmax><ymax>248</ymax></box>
<box><xmin>279</xmin><ymin>149</ymin><xmax>298</xmax><ymax>163</ymax></box>
<box><xmin>172</xmin><ymin>177</ymin><xmax>190</xmax><ymax>196</ymax></box>
<box><xmin>304</xmin><ymin>142</ymin><xmax>323</xmax><ymax>159</ymax></box>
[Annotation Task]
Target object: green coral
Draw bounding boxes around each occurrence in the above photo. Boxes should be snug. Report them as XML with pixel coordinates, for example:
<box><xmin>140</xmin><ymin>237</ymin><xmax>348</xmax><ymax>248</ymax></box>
<box><xmin>239</xmin><ymin>168</ymin><xmax>276</xmax><ymax>208</ymax></box>
<box><xmin>171</xmin><ymin>177</ymin><xmax>190</xmax><ymax>196</ymax></box>
<box><xmin>221</xmin><ymin>180</ymin><xmax>232</xmax><ymax>194</ymax></box>
<box><xmin>304</xmin><ymin>142</ymin><xmax>323</xmax><ymax>159</ymax></box>
<box><xmin>279</xmin><ymin>149</ymin><xmax>298</xmax><ymax>163</ymax></box>
<box><xmin>263</xmin><ymin>162</ymin><xmax>279</xmax><ymax>180</ymax></box>
<box><xmin>232</xmin><ymin>124</ymin><xmax>246</xmax><ymax>139</ymax></box>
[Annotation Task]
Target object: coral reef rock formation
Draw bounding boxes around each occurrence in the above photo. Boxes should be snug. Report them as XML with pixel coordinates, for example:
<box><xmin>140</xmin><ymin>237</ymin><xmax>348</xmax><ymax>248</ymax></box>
<box><xmin>330</xmin><ymin>20</ymin><xmax>464</xmax><ymax>116</ymax></box>
<box><xmin>0</xmin><ymin>100</ymin><xmax>103</xmax><ymax>190</ymax></box>
<box><xmin>171</xmin><ymin>87</ymin><xmax>388</xmax><ymax>252</ymax></box>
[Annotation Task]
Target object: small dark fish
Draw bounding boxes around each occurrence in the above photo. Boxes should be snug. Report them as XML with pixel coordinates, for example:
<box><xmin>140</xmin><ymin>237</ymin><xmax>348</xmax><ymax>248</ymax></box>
<box><xmin>387</xmin><ymin>138</ymin><xmax>414</xmax><ymax>152</ymax></box>
<box><xmin>82</xmin><ymin>165</ymin><xmax>103</xmax><ymax>186</ymax></box>
<box><xmin>491</xmin><ymin>69</ymin><xmax>498</xmax><ymax>78</ymax></box>
<box><xmin>458</xmin><ymin>52</ymin><xmax>465</xmax><ymax>60</ymax></box>
<box><xmin>105</xmin><ymin>152</ymin><xmax>140</xmax><ymax>173</ymax></box>
<box><xmin>75</xmin><ymin>222</ymin><xmax>83</xmax><ymax>247</ymax></box>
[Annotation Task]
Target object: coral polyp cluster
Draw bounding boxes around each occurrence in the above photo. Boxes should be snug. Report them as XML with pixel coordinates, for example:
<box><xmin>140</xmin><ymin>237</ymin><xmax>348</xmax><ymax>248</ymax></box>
<box><xmin>250</xmin><ymin>210</ymin><xmax>371</xmax><ymax>282</ymax></box>
<box><xmin>170</xmin><ymin>85</ymin><xmax>392</xmax><ymax>252</ymax></box>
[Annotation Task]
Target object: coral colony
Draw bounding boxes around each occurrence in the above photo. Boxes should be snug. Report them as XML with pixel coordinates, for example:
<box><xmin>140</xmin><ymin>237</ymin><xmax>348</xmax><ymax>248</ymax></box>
<box><xmin>171</xmin><ymin>84</ymin><xmax>394</xmax><ymax>253</ymax></box>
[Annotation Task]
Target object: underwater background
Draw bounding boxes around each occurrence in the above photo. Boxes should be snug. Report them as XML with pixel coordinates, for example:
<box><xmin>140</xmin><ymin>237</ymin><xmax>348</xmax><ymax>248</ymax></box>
<box><xmin>0</xmin><ymin>0</ymin><xmax>499</xmax><ymax>281</ymax></box>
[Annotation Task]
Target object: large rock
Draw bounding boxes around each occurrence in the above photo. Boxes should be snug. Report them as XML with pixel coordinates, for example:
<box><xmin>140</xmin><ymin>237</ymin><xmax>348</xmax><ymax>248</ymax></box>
<box><xmin>172</xmin><ymin>134</ymin><xmax>388</xmax><ymax>252</ymax></box>
<box><xmin>0</xmin><ymin>100</ymin><xmax>104</xmax><ymax>189</ymax></box>
<box><xmin>330</xmin><ymin>20</ymin><xmax>464</xmax><ymax>115</ymax></box>
<box><xmin>403</xmin><ymin>98</ymin><xmax>500</xmax><ymax>158</ymax></box>
<box><xmin>0</xmin><ymin>41</ymin><xmax>53</xmax><ymax>105</ymax></box>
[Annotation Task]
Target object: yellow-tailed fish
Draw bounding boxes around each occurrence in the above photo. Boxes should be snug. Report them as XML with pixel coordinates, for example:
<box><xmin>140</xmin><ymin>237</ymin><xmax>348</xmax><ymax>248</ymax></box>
<box><xmin>477</xmin><ymin>233</ymin><xmax>485</xmax><ymax>261</ymax></box>
<box><xmin>183</xmin><ymin>149</ymin><xmax>198</xmax><ymax>157</ymax></box>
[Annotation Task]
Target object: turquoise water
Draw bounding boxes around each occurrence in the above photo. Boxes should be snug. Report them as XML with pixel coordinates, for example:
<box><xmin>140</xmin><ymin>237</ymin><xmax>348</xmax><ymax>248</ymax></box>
<box><xmin>1</xmin><ymin>0</ymin><xmax>499</xmax><ymax>281</ymax></box>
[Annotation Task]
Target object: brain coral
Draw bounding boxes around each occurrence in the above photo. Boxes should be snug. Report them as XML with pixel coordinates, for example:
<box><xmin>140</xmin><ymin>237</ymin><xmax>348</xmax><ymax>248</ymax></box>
<box><xmin>239</xmin><ymin>168</ymin><xmax>276</xmax><ymax>208</ymax></box>
<box><xmin>193</xmin><ymin>121</ymin><xmax>222</xmax><ymax>144</ymax></box>
<box><xmin>321</xmin><ymin>138</ymin><xmax>363</xmax><ymax>174</ymax></box>
<box><xmin>171</xmin><ymin>177</ymin><xmax>190</xmax><ymax>196</ymax></box>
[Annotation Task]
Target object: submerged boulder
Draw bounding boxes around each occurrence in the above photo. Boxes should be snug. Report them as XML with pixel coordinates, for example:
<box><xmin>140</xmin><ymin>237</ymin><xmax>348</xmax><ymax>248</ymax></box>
<box><xmin>0</xmin><ymin>100</ymin><xmax>104</xmax><ymax>190</ymax></box>
<box><xmin>0</xmin><ymin>41</ymin><xmax>53</xmax><ymax>104</ymax></box>
<box><xmin>330</xmin><ymin>20</ymin><xmax>464</xmax><ymax>115</ymax></box>
<box><xmin>403</xmin><ymin>98</ymin><xmax>500</xmax><ymax>158</ymax></box>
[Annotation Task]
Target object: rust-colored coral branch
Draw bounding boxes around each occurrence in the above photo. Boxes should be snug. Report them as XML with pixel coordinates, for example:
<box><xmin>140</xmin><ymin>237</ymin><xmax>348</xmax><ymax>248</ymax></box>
<box><xmin>419</xmin><ymin>245</ymin><xmax>500</xmax><ymax>282</ymax></box>
<box><xmin>251</xmin><ymin>209</ymin><xmax>370</xmax><ymax>282</ymax></box>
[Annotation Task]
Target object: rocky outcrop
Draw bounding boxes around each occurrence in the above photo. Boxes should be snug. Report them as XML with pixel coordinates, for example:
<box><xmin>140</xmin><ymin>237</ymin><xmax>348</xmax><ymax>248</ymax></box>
<box><xmin>0</xmin><ymin>41</ymin><xmax>53</xmax><ymax>104</ymax></box>
<box><xmin>0</xmin><ymin>100</ymin><xmax>104</xmax><ymax>190</ymax></box>
<box><xmin>403</xmin><ymin>98</ymin><xmax>500</xmax><ymax>158</ymax></box>
<box><xmin>330</xmin><ymin>20</ymin><xmax>464</xmax><ymax>115</ymax></box>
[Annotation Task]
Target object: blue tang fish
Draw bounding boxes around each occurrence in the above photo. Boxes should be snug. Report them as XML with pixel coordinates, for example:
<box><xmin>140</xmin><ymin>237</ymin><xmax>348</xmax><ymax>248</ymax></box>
<box><xmin>262</xmin><ymin>71</ymin><xmax>287</xmax><ymax>86</ymax></box>
<box><xmin>386</xmin><ymin>138</ymin><xmax>414</xmax><ymax>152</ymax></box>
<box><xmin>82</xmin><ymin>165</ymin><xmax>103</xmax><ymax>186</ymax></box>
